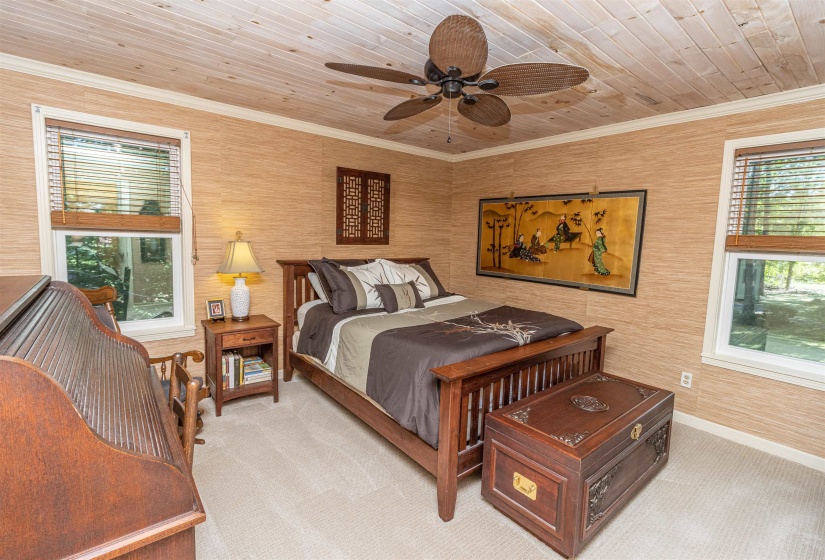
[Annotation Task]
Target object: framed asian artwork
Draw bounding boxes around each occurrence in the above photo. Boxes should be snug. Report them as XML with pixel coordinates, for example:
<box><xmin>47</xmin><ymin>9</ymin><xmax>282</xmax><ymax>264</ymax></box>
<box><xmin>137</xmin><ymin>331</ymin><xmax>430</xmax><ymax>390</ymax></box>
<box><xmin>476</xmin><ymin>190</ymin><xmax>647</xmax><ymax>296</ymax></box>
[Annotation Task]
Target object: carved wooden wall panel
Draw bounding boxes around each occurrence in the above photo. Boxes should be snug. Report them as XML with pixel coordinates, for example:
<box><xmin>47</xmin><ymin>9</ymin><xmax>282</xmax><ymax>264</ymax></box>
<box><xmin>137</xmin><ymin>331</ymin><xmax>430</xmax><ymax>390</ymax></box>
<box><xmin>336</xmin><ymin>167</ymin><xmax>390</xmax><ymax>245</ymax></box>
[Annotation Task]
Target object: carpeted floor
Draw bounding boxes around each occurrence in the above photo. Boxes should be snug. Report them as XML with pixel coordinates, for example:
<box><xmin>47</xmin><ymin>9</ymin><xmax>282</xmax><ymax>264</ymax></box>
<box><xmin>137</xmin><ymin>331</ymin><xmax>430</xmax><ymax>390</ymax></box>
<box><xmin>192</xmin><ymin>375</ymin><xmax>824</xmax><ymax>559</ymax></box>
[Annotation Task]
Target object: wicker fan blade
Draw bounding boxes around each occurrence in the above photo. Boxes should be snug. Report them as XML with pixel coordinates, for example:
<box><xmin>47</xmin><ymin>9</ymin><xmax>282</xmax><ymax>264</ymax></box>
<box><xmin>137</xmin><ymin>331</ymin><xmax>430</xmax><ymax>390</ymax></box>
<box><xmin>457</xmin><ymin>94</ymin><xmax>511</xmax><ymax>127</ymax></box>
<box><xmin>325</xmin><ymin>63</ymin><xmax>427</xmax><ymax>85</ymax></box>
<box><xmin>429</xmin><ymin>15</ymin><xmax>488</xmax><ymax>78</ymax></box>
<box><xmin>479</xmin><ymin>63</ymin><xmax>589</xmax><ymax>96</ymax></box>
<box><xmin>384</xmin><ymin>95</ymin><xmax>443</xmax><ymax>121</ymax></box>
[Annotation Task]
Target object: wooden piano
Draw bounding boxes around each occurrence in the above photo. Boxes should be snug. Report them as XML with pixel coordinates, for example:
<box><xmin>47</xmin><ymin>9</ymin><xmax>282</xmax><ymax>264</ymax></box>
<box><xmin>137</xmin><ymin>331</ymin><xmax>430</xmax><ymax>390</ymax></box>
<box><xmin>0</xmin><ymin>276</ymin><xmax>205</xmax><ymax>559</ymax></box>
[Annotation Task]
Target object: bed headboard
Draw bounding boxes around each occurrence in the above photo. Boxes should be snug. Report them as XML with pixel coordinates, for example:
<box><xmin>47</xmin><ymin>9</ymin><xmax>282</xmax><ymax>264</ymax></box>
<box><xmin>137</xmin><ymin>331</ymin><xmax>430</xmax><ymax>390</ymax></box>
<box><xmin>276</xmin><ymin>258</ymin><xmax>428</xmax><ymax>379</ymax></box>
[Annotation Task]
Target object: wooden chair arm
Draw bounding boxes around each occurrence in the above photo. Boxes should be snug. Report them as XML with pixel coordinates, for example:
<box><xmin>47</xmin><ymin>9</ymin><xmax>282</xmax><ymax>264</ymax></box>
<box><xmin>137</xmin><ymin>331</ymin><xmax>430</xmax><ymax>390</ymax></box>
<box><xmin>171</xmin><ymin>365</ymin><xmax>209</xmax><ymax>467</ymax></box>
<box><xmin>78</xmin><ymin>285</ymin><xmax>117</xmax><ymax>306</ymax></box>
<box><xmin>149</xmin><ymin>350</ymin><xmax>204</xmax><ymax>366</ymax></box>
<box><xmin>151</xmin><ymin>350</ymin><xmax>204</xmax><ymax>382</ymax></box>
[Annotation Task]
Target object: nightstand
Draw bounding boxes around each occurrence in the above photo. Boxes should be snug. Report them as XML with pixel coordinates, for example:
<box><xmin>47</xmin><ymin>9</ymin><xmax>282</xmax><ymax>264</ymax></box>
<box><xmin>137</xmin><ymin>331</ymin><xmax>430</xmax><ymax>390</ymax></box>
<box><xmin>202</xmin><ymin>315</ymin><xmax>279</xmax><ymax>416</ymax></box>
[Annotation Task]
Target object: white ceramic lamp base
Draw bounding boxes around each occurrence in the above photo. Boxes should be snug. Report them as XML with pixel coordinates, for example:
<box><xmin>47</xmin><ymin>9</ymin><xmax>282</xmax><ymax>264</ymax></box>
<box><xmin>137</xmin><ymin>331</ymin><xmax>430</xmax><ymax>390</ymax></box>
<box><xmin>230</xmin><ymin>276</ymin><xmax>251</xmax><ymax>321</ymax></box>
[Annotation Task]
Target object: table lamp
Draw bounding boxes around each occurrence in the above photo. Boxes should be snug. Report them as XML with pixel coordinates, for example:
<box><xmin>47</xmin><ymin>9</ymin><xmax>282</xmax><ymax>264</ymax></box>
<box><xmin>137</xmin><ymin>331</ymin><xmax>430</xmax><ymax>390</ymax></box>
<box><xmin>217</xmin><ymin>231</ymin><xmax>265</xmax><ymax>321</ymax></box>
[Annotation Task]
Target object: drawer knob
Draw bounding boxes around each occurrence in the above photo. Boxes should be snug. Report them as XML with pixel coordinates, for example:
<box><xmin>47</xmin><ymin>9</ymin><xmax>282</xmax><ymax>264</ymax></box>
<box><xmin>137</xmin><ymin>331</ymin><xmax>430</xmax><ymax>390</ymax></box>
<box><xmin>513</xmin><ymin>472</ymin><xmax>537</xmax><ymax>500</ymax></box>
<box><xmin>630</xmin><ymin>423</ymin><xmax>643</xmax><ymax>440</ymax></box>
<box><xmin>242</xmin><ymin>336</ymin><xmax>256</xmax><ymax>342</ymax></box>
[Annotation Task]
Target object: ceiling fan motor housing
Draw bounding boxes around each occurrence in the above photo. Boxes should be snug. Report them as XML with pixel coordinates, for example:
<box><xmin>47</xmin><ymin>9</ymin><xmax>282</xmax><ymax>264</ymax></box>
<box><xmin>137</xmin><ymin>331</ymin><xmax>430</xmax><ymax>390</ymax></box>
<box><xmin>442</xmin><ymin>79</ymin><xmax>464</xmax><ymax>98</ymax></box>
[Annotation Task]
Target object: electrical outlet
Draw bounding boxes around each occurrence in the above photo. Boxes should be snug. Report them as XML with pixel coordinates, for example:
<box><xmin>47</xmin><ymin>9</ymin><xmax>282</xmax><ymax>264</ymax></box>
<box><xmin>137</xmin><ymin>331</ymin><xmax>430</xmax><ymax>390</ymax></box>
<box><xmin>680</xmin><ymin>372</ymin><xmax>693</xmax><ymax>389</ymax></box>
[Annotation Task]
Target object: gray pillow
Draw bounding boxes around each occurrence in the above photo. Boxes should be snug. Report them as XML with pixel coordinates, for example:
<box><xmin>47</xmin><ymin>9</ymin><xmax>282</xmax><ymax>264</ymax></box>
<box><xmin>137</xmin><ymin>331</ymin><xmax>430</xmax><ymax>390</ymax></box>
<box><xmin>323</xmin><ymin>264</ymin><xmax>363</xmax><ymax>314</ymax></box>
<box><xmin>307</xmin><ymin>258</ymin><xmax>368</xmax><ymax>302</ymax></box>
<box><xmin>375</xmin><ymin>281</ymin><xmax>424</xmax><ymax>313</ymax></box>
<box><xmin>92</xmin><ymin>305</ymin><xmax>117</xmax><ymax>331</ymax></box>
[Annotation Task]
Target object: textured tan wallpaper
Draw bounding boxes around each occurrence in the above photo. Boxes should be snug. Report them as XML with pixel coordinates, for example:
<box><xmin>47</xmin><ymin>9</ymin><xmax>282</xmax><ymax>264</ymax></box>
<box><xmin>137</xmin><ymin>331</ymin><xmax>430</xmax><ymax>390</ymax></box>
<box><xmin>450</xmin><ymin>99</ymin><xmax>825</xmax><ymax>457</ymax></box>
<box><xmin>0</xmin><ymin>68</ymin><xmax>822</xmax><ymax>457</ymax></box>
<box><xmin>0</xmin><ymin>69</ymin><xmax>452</xmax><ymax>374</ymax></box>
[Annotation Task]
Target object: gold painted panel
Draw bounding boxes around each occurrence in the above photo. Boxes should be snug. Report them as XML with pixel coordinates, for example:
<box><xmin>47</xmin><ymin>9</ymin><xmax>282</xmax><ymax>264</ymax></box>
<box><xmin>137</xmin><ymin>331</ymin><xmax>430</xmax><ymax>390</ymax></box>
<box><xmin>477</xmin><ymin>191</ymin><xmax>646</xmax><ymax>295</ymax></box>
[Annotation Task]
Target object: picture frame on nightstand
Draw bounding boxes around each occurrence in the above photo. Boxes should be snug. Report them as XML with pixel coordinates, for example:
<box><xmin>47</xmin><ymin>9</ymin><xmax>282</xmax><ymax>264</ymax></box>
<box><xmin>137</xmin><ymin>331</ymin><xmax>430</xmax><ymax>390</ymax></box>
<box><xmin>206</xmin><ymin>298</ymin><xmax>226</xmax><ymax>322</ymax></box>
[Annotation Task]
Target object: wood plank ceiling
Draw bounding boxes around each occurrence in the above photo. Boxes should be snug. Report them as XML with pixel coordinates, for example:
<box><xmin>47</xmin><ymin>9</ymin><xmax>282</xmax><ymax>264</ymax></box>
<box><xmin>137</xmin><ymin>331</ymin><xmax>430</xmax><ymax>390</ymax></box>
<box><xmin>1</xmin><ymin>0</ymin><xmax>823</xmax><ymax>154</ymax></box>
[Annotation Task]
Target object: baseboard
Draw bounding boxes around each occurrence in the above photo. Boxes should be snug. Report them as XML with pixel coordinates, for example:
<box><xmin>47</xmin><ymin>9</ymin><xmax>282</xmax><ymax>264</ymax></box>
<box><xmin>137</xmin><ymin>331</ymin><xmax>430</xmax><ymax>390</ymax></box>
<box><xmin>272</xmin><ymin>371</ymin><xmax>822</xmax><ymax>470</ymax></box>
<box><xmin>673</xmin><ymin>410</ymin><xmax>825</xmax><ymax>473</ymax></box>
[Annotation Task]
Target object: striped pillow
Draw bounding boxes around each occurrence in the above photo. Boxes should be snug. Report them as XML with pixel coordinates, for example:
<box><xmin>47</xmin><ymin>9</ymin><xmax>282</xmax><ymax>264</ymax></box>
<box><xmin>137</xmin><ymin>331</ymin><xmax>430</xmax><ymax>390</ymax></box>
<box><xmin>377</xmin><ymin>259</ymin><xmax>445</xmax><ymax>300</ymax></box>
<box><xmin>375</xmin><ymin>282</ymin><xmax>424</xmax><ymax>313</ymax></box>
<box><xmin>307</xmin><ymin>258</ymin><xmax>369</xmax><ymax>302</ymax></box>
<box><xmin>324</xmin><ymin>261</ymin><xmax>388</xmax><ymax>313</ymax></box>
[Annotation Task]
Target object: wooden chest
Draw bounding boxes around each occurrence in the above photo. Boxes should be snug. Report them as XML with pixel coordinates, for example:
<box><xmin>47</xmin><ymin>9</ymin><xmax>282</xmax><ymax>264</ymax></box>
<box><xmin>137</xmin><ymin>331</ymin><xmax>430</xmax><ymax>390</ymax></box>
<box><xmin>482</xmin><ymin>372</ymin><xmax>674</xmax><ymax>558</ymax></box>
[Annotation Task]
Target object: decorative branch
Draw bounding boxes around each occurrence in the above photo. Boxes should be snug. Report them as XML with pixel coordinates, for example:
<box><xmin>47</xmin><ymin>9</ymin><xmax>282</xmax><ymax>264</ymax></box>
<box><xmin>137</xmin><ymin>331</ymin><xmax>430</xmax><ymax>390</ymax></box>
<box><xmin>417</xmin><ymin>311</ymin><xmax>538</xmax><ymax>346</ymax></box>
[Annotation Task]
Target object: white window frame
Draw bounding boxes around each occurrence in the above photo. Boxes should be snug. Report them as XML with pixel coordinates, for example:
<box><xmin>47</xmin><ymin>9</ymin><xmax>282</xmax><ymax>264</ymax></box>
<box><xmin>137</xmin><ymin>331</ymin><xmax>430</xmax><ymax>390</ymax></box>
<box><xmin>702</xmin><ymin>127</ymin><xmax>825</xmax><ymax>392</ymax></box>
<box><xmin>54</xmin><ymin>230</ymin><xmax>186</xmax><ymax>339</ymax></box>
<box><xmin>32</xmin><ymin>104</ymin><xmax>195</xmax><ymax>342</ymax></box>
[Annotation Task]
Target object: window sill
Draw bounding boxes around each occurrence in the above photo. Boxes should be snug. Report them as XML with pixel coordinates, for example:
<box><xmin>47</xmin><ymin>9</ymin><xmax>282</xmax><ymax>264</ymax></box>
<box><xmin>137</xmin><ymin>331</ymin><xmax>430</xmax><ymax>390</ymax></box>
<box><xmin>701</xmin><ymin>354</ymin><xmax>825</xmax><ymax>392</ymax></box>
<box><xmin>122</xmin><ymin>325</ymin><xmax>196</xmax><ymax>344</ymax></box>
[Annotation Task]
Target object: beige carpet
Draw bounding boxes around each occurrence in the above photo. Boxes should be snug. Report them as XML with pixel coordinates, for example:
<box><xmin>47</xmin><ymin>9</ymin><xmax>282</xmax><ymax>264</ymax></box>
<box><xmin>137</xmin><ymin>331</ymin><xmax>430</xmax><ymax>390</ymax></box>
<box><xmin>193</xmin><ymin>375</ymin><xmax>824</xmax><ymax>559</ymax></box>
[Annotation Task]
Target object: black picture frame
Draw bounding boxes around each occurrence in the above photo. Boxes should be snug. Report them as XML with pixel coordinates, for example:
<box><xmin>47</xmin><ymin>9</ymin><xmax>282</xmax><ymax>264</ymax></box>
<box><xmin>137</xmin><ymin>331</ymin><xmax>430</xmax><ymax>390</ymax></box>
<box><xmin>476</xmin><ymin>190</ymin><xmax>647</xmax><ymax>296</ymax></box>
<box><xmin>206</xmin><ymin>298</ymin><xmax>226</xmax><ymax>322</ymax></box>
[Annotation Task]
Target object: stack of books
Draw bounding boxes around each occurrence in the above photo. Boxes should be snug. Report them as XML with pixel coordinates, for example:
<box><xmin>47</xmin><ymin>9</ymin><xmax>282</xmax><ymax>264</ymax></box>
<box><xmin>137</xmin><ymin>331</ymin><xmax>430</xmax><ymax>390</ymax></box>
<box><xmin>221</xmin><ymin>353</ymin><xmax>272</xmax><ymax>389</ymax></box>
<box><xmin>242</xmin><ymin>357</ymin><xmax>272</xmax><ymax>385</ymax></box>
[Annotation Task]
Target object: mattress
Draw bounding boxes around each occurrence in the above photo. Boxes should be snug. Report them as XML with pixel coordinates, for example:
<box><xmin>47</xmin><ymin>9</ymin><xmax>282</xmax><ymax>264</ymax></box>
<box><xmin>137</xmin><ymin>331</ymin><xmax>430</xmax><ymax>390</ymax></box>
<box><xmin>291</xmin><ymin>327</ymin><xmax>389</xmax><ymax>416</ymax></box>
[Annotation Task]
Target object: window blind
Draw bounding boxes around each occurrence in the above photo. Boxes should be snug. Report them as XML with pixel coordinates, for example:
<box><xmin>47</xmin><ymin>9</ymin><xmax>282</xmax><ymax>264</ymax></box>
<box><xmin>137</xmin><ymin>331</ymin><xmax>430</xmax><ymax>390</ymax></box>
<box><xmin>46</xmin><ymin>119</ymin><xmax>182</xmax><ymax>232</ymax></box>
<box><xmin>727</xmin><ymin>139</ymin><xmax>825</xmax><ymax>253</ymax></box>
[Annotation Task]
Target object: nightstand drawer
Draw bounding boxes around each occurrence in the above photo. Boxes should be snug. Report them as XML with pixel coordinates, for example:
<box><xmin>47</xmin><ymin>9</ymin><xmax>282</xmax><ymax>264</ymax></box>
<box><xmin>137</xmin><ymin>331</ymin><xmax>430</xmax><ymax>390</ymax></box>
<box><xmin>222</xmin><ymin>328</ymin><xmax>273</xmax><ymax>348</ymax></box>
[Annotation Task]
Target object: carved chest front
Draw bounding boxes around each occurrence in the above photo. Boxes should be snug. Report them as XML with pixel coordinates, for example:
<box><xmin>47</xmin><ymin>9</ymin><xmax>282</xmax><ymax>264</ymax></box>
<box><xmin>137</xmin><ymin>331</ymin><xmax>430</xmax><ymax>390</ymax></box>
<box><xmin>481</xmin><ymin>372</ymin><xmax>674</xmax><ymax>558</ymax></box>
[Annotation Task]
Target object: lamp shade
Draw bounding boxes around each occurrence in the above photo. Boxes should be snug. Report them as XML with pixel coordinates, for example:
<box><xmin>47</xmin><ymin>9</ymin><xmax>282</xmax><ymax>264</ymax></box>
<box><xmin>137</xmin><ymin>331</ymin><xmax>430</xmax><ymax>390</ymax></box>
<box><xmin>217</xmin><ymin>232</ymin><xmax>264</xmax><ymax>275</ymax></box>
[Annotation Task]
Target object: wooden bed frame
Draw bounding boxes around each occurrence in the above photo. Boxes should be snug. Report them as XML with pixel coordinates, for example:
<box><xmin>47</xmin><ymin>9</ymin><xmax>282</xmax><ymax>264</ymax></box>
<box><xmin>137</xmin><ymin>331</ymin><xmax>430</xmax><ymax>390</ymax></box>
<box><xmin>277</xmin><ymin>259</ymin><xmax>612</xmax><ymax>522</ymax></box>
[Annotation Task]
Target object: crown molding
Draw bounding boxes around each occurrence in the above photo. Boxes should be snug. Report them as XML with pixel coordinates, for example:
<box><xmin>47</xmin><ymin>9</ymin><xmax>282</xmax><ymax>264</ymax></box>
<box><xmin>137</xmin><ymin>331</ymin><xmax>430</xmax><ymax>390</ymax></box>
<box><xmin>451</xmin><ymin>83</ymin><xmax>825</xmax><ymax>162</ymax></box>
<box><xmin>2</xmin><ymin>53</ymin><xmax>823</xmax><ymax>164</ymax></box>
<box><xmin>0</xmin><ymin>53</ymin><xmax>454</xmax><ymax>162</ymax></box>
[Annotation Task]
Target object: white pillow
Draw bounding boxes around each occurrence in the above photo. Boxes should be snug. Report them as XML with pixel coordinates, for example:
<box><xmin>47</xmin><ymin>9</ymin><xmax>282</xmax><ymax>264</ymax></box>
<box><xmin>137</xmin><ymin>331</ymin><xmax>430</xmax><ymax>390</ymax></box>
<box><xmin>339</xmin><ymin>261</ymin><xmax>389</xmax><ymax>309</ymax></box>
<box><xmin>377</xmin><ymin>259</ymin><xmax>432</xmax><ymax>299</ymax></box>
<box><xmin>307</xmin><ymin>272</ymin><xmax>328</xmax><ymax>302</ymax></box>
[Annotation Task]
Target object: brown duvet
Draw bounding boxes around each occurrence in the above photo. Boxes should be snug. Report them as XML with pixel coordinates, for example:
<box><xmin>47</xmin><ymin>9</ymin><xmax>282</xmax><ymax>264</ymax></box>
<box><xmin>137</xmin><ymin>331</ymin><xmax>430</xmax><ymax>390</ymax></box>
<box><xmin>297</xmin><ymin>297</ymin><xmax>582</xmax><ymax>448</ymax></box>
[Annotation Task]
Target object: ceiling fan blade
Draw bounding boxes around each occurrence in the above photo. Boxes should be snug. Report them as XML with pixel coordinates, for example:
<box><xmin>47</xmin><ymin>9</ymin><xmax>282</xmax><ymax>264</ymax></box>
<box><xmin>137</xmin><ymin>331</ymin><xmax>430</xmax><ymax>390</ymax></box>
<box><xmin>384</xmin><ymin>95</ymin><xmax>443</xmax><ymax>121</ymax></box>
<box><xmin>429</xmin><ymin>15</ymin><xmax>488</xmax><ymax>78</ymax></box>
<box><xmin>325</xmin><ymin>63</ymin><xmax>427</xmax><ymax>85</ymax></box>
<box><xmin>458</xmin><ymin>94</ymin><xmax>511</xmax><ymax>127</ymax></box>
<box><xmin>478</xmin><ymin>63</ymin><xmax>589</xmax><ymax>96</ymax></box>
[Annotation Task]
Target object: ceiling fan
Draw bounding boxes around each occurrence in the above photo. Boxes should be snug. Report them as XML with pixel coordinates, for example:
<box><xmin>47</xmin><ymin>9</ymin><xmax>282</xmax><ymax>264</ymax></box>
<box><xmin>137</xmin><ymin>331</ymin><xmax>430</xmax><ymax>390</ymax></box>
<box><xmin>325</xmin><ymin>15</ymin><xmax>589</xmax><ymax>138</ymax></box>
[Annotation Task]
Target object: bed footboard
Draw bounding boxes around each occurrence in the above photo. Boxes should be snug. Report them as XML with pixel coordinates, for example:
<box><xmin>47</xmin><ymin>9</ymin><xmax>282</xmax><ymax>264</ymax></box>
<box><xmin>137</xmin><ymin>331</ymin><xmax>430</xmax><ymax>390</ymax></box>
<box><xmin>431</xmin><ymin>325</ymin><xmax>611</xmax><ymax>521</ymax></box>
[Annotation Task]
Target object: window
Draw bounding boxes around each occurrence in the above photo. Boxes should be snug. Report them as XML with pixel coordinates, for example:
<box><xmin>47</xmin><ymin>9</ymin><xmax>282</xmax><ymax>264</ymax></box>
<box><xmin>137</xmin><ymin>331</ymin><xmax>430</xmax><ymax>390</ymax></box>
<box><xmin>336</xmin><ymin>167</ymin><xmax>390</xmax><ymax>245</ymax></box>
<box><xmin>704</xmin><ymin>130</ymin><xmax>825</xmax><ymax>390</ymax></box>
<box><xmin>33</xmin><ymin>106</ymin><xmax>195</xmax><ymax>342</ymax></box>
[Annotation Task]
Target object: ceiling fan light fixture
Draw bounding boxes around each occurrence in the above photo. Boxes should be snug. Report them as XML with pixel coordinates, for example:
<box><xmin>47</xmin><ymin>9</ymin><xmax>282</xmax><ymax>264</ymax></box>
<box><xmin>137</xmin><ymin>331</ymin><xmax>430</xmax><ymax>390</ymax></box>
<box><xmin>478</xmin><ymin>79</ymin><xmax>499</xmax><ymax>91</ymax></box>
